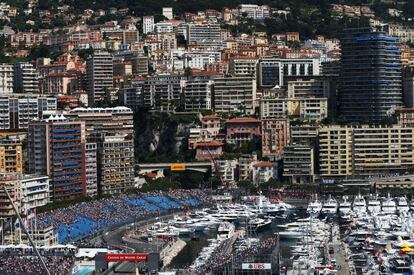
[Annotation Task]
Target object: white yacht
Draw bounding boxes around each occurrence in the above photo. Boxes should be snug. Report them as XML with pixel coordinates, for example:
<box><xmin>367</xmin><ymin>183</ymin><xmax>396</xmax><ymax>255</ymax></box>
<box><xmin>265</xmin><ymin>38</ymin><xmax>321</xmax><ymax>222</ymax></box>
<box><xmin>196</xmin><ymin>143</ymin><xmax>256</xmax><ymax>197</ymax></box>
<box><xmin>397</xmin><ymin>196</ymin><xmax>410</xmax><ymax>214</ymax></box>
<box><xmin>248</xmin><ymin>218</ymin><xmax>272</xmax><ymax>231</ymax></box>
<box><xmin>321</xmin><ymin>195</ymin><xmax>338</xmax><ymax>215</ymax></box>
<box><xmin>307</xmin><ymin>195</ymin><xmax>323</xmax><ymax>216</ymax></box>
<box><xmin>256</xmin><ymin>196</ymin><xmax>294</xmax><ymax>215</ymax></box>
<box><xmin>382</xmin><ymin>194</ymin><xmax>397</xmax><ymax>214</ymax></box>
<box><xmin>367</xmin><ymin>194</ymin><xmax>381</xmax><ymax>214</ymax></box>
<box><xmin>338</xmin><ymin>196</ymin><xmax>352</xmax><ymax>217</ymax></box>
<box><xmin>352</xmin><ymin>194</ymin><xmax>367</xmax><ymax>215</ymax></box>
<box><xmin>217</xmin><ymin>222</ymin><xmax>235</xmax><ymax>240</ymax></box>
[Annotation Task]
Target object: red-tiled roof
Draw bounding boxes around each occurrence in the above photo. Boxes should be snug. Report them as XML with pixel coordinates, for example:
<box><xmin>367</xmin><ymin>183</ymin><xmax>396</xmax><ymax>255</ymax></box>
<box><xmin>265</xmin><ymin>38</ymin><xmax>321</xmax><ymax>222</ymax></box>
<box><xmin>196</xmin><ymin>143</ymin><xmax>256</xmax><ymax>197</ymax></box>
<box><xmin>226</xmin><ymin>117</ymin><xmax>260</xmax><ymax>124</ymax></box>
<box><xmin>195</xmin><ymin>141</ymin><xmax>224</xmax><ymax>147</ymax></box>
<box><xmin>202</xmin><ymin>114</ymin><xmax>220</xmax><ymax>121</ymax></box>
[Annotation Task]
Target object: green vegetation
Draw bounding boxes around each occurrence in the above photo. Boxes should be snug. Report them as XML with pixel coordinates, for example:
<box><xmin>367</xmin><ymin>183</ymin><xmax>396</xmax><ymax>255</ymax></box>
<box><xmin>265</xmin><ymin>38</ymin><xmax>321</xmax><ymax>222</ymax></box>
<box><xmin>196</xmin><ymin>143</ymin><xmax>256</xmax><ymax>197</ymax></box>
<box><xmin>221</xmin><ymin>138</ymin><xmax>262</xmax><ymax>160</ymax></box>
<box><xmin>134</xmin><ymin>110</ymin><xmax>197</xmax><ymax>163</ymax></box>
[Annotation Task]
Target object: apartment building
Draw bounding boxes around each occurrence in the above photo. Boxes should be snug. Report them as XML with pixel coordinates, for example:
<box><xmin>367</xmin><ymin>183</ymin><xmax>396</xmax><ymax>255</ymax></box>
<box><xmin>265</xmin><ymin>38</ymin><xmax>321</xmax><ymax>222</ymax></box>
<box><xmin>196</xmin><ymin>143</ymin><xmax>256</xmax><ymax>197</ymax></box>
<box><xmin>68</xmin><ymin>106</ymin><xmax>134</xmax><ymax>140</ymax></box>
<box><xmin>287</xmin><ymin>78</ymin><xmax>332</xmax><ymax>98</ymax></box>
<box><xmin>0</xmin><ymin>64</ymin><xmax>13</xmax><ymax>94</ymax></box>
<box><xmin>13</xmin><ymin>62</ymin><xmax>39</xmax><ymax>93</ymax></box>
<box><xmin>338</xmin><ymin>28</ymin><xmax>402</xmax><ymax>123</ymax></box>
<box><xmin>85</xmin><ymin>143</ymin><xmax>98</xmax><ymax>196</ymax></box>
<box><xmin>28</xmin><ymin>115</ymin><xmax>87</xmax><ymax>200</ymax></box>
<box><xmin>228</xmin><ymin>56</ymin><xmax>258</xmax><ymax>77</ymax></box>
<box><xmin>261</xmin><ymin>118</ymin><xmax>289</xmax><ymax>160</ymax></box>
<box><xmin>143</xmin><ymin>16</ymin><xmax>155</xmax><ymax>34</ymax></box>
<box><xmin>0</xmin><ymin>174</ymin><xmax>49</xmax><ymax>216</ymax></box>
<box><xmin>143</xmin><ymin>74</ymin><xmax>182</xmax><ymax>112</ymax></box>
<box><xmin>98</xmin><ymin>135</ymin><xmax>135</xmax><ymax>194</ymax></box>
<box><xmin>183</xmin><ymin>51</ymin><xmax>221</xmax><ymax>70</ymax></box>
<box><xmin>183</xmin><ymin>79</ymin><xmax>213</xmax><ymax>111</ymax></box>
<box><xmin>239</xmin><ymin>4</ymin><xmax>270</xmax><ymax>20</ymax></box>
<box><xmin>319</xmin><ymin>126</ymin><xmax>414</xmax><ymax>177</ymax></box>
<box><xmin>0</xmin><ymin>95</ymin><xmax>57</xmax><ymax>130</ymax></box>
<box><xmin>396</xmin><ymin>108</ymin><xmax>414</xmax><ymax>127</ymax></box>
<box><xmin>290</xmin><ymin>124</ymin><xmax>319</xmax><ymax>144</ymax></box>
<box><xmin>67</xmin><ymin>107</ymin><xmax>134</xmax><ymax>194</ymax></box>
<box><xmin>257</xmin><ymin>58</ymin><xmax>320</xmax><ymax>88</ymax></box>
<box><xmin>238</xmin><ymin>153</ymin><xmax>258</xmax><ymax>181</ymax></box>
<box><xmin>19</xmin><ymin>175</ymin><xmax>49</xmax><ymax>213</ymax></box>
<box><xmin>213</xmin><ymin>159</ymin><xmax>238</xmax><ymax>185</ymax></box>
<box><xmin>86</xmin><ymin>50</ymin><xmax>113</xmax><ymax>105</ymax></box>
<box><xmin>252</xmin><ymin>162</ymin><xmax>278</xmax><ymax>186</ymax></box>
<box><xmin>260</xmin><ymin>97</ymin><xmax>327</xmax><ymax>120</ymax></box>
<box><xmin>0</xmin><ymin>177</ymin><xmax>21</xmax><ymax>217</ymax></box>
<box><xmin>213</xmin><ymin>76</ymin><xmax>256</xmax><ymax>115</ymax></box>
<box><xmin>187</xmin><ymin>24</ymin><xmax>222</xmax><ymax>50</ymax></box>
<box><xmin>283</xmin><ymin>144</ymin><xmax>315</xmax><ymax>184</ymax></box>
<box><xmin>0</xmin><ymin>139</ymin><xmax>23</xmax><ymax>175</ymax></box>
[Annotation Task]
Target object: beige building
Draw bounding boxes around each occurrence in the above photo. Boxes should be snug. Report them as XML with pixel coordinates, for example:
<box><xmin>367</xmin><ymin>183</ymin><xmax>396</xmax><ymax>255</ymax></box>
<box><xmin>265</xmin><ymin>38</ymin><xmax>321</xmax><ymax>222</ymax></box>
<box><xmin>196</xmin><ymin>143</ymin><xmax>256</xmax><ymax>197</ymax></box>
<box><xmin>0</xmin><ymin>139</ymin><xmax>23</xmax><ymax>175</ymax></box>
<box><xmin>260</xmin><ymin>97</ymin><xmax>327</xmax><ymax>120</ymax></box>
<box><xmin>261</xmin><ymin>118</ymin><xmax>289</xmax><ymax>160</ymax></box>
<box><xmin>319</xmin><ymin>126</ymin><xmax>414</xmax><ymax>177</ymax></box>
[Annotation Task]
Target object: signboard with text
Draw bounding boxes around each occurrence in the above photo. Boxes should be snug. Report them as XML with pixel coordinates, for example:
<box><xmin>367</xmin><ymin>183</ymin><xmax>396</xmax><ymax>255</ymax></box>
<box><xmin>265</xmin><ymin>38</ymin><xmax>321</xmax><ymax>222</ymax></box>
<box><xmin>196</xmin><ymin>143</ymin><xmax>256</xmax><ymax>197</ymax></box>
<box><xmin>241</xmin><ymin>263</ymin><xmax>272</xmax><ymax>270</ymax></box>
<box><xmin>105</xmin><ymin>253</ymin><xmax>148</xmax><ymax>262</ymax></box>
<box><xmin>170</xmin><ymin>164</ymin><xmax>186</xmax><ymax>171</ymax></box>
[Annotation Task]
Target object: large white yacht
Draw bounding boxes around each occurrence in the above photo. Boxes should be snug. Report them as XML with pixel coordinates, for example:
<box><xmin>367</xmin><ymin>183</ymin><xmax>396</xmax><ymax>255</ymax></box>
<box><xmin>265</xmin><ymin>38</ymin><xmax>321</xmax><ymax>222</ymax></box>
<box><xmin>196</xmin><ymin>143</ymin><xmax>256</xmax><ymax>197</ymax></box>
<box><xmin>352</xmin><ymin>194</ymin><xmax>367</xmax><ymax>215</ymax></box>
<box><xmin>367</xmin><ymin>194</ymin><xmax>381</xmax><ymax>214</ymax></box>
<box><xmin>217</xmin><ymin>222</ymin><xmax>235</xmax><ymax>240</ymax></box>
<box><xmin>397</xmin><ymin>196</ymin><xmax>410</xmax><ymax>215</ymax></box>
<box><xmin>321</xmin><ymin>195</ymin><xmax>338</xmax><ymax>215</ymax></box>
<box><xmin>382</xmin><ymin>193</ymin><xmax>397</xmax><ymax>214</ymax></box>
<box><xmin>338</xmin><ymin>196</ymin><xmax>352</xmax><ymax>217</ymax></box>
<box><xmin>307</xmin><ymin>195</ymin><xmax>323</xmax><ymax>216</ymax></box>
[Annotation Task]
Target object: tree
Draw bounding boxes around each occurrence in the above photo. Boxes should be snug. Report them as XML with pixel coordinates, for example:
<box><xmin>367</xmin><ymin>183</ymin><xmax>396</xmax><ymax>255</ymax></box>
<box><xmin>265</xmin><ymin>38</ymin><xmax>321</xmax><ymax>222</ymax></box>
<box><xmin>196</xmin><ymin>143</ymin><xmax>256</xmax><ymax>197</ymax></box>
<box><xmin>237</xmin><ymin>180</ymin><xmax>257</xmax><ymax>194</ymax></box>
<box><xmin>29</xmin><ymin>44</ymin><xmax>51</xmax><ymax>60</ymax></box>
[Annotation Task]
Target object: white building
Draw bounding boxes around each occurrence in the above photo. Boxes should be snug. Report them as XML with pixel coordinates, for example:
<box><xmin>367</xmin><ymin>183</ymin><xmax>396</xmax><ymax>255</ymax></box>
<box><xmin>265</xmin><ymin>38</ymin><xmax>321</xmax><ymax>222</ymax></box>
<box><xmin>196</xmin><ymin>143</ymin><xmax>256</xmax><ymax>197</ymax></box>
<box><xmin>162</xmin><ymin>7</ymin><xmax>173</xmax><ymax>20</ymax></box>
<box><xmin>156</xmin><ymin>21</ymin><xmax>173</xmax><ymax>33</ymax></box>
<box><xmin>86</xmin><ymin>50</ymin><xmax>113</xmax><ymax>105</ymax></box>
<box><xmin>252</xmin><ymin>162</ymin><xmax>277</xmax><ymax>186</ymax></box>
<box><xmin>183</xmin><ymin>51</ymin><xmax>221</xmax><ymax>70</ymax></box>
<box><xmin>0</xmin><ymin>94</ymin><xmax>57</xmax><ymax>130</ymax></box>
<box><xmin>187</xmin><ymin>24</ymin><xmax>223</xmax><ymax>50</ymax></box>
<box><xmin>238</xmin><ymin>153</ymin><xmax>258</xmax><ymax>181</ymax></box>
<box><xmin>239</xmin><ymin>4</ymin><xmax>270</xmax><ymax>20</ymax></box>
<box><xmin>257</xmin><ymin>58</ymin><xmax>321</xmax><ymax>88</ymax></box>
<box><xmin>213</xmin><ymin>76</ymin><xmax>257</xmax><ymax>115</ymax></box>
<box><xmin>0</xmin><ymin>64</ymin><xmax>13</xmax><ymax>94</ymax></box>
<box><xmin>143</xmin><ymin>16</ymin><xmax>155</xmax><ymax>34</ymax></box>
<box><xmin>183</xmin><ymin>79</ymin><xmax>213</xmax><ymax>111</ymax></box>
<box><xmin>13</xmin><ymin>62</ymin><xmax>39</xmax><ymax>93</ymax></box>
<box><xmin>229</xmin><ymin>57</ymin><xmax>258</xmax><ymax>76</ymax></box>
<box><xmin>85</xmin><ymin>143</ymin><xmax>97</xmax><ymax>196</ymax></box>
<box><xmin>19</xmin><ymin>174</ymin><xmax>49</xmax><ymax>213</ymax></box>
<box><xmin>213</xmin><ymin>159</ymin><xmax>238</xmax><ymax>185</ymax></box>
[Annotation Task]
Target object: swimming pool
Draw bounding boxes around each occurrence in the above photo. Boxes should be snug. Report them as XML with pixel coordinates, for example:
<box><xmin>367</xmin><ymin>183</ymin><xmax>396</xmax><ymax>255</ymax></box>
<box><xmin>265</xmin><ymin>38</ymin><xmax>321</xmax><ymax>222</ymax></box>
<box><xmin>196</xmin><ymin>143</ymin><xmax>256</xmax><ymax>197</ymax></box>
<box><xmin>73</xmin><ymin>265</ymin><xmax>94</xmax><ymax>275</ymax></box>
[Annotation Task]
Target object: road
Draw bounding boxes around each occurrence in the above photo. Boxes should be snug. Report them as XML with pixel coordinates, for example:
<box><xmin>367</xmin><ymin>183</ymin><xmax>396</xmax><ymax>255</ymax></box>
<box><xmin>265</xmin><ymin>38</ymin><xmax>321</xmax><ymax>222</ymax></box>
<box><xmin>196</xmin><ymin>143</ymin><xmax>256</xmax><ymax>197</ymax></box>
<box><xmin>331</xmin><ymin>224</ymin><xmax>352</xmax><ymax>275</ymax></box>
<box><xmin>101</xmin><ymin>212</ymin><xmax>185</xmax><ymax>274</ymax></box>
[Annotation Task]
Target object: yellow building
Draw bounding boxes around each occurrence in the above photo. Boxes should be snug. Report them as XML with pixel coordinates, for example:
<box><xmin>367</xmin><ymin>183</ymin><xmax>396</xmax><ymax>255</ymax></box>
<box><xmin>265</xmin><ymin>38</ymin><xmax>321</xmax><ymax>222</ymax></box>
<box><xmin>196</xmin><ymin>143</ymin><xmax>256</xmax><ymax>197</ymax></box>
<box><xmin>319</xmin><ymin>126</ymin><xmax>414</xmax><ymax>177</ymax></box>
<box><xmin>0</xmin><ymin>140</ymin><xmax>23</xmax><ymax>175</ymax></box>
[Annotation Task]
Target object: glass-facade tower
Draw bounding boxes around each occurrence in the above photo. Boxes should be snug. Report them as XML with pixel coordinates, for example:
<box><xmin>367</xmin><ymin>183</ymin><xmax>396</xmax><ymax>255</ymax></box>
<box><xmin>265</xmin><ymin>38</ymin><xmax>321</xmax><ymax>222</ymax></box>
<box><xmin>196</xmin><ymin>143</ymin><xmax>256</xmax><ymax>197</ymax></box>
<box><xmin>338</xmin><ymin>28</ymin><xmax>402</xmax><ymax>123</ymax></box>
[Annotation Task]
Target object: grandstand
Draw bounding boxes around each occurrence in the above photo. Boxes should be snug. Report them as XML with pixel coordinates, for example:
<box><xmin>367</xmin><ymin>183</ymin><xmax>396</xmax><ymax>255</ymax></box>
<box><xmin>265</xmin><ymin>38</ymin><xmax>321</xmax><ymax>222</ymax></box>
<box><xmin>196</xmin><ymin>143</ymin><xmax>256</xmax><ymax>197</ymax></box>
<box><xmin>37</xmin><ymin>191</ymin><xmax>207</xmax><ymax>243</ymax></box>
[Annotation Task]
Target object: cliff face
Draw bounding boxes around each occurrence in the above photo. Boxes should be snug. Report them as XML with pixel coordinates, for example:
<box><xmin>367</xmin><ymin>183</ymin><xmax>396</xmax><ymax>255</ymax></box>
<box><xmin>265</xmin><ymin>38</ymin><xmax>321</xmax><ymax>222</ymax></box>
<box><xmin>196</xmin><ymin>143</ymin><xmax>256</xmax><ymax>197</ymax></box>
<box><xmin>134</xmin><ymin>111</ymin><xmax>198</xmax><ymax>162</ymax></box>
